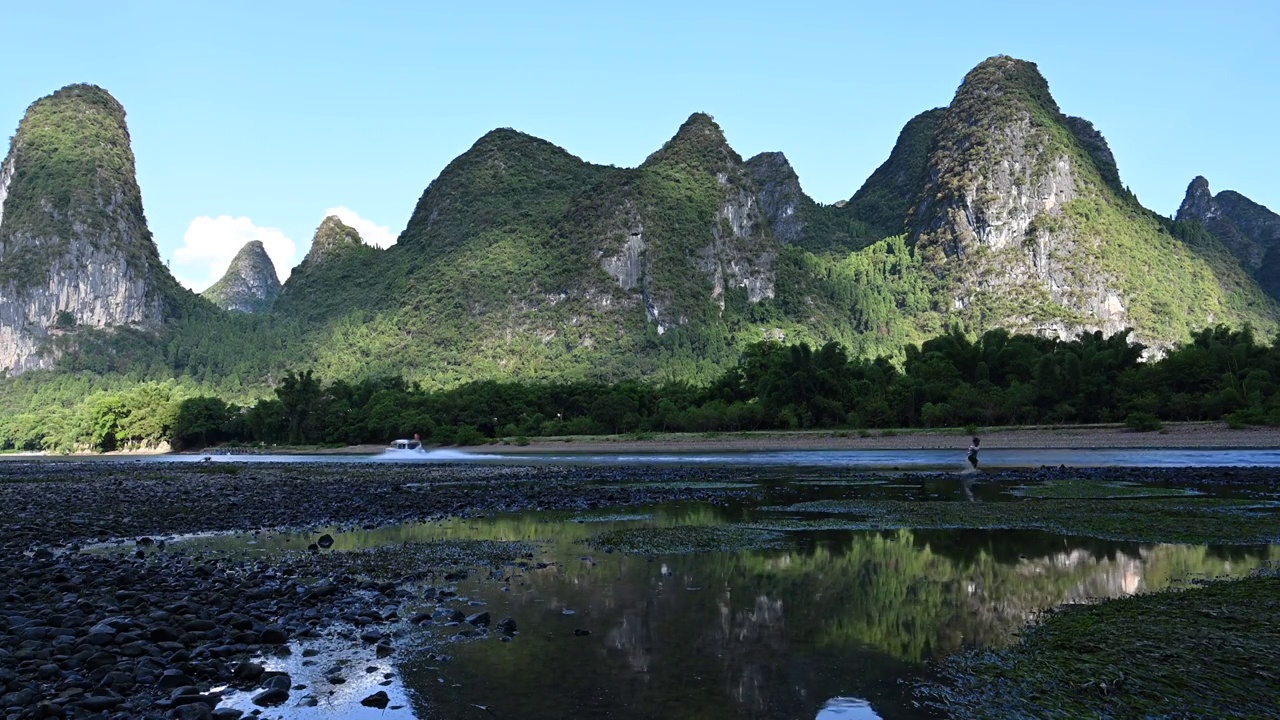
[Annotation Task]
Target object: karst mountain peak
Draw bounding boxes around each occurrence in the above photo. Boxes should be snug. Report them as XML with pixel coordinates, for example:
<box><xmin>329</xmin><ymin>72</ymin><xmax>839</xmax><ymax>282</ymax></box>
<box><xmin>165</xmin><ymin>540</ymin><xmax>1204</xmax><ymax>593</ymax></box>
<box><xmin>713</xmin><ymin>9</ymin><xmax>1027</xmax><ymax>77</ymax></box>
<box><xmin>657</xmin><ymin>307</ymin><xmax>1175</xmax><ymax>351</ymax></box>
<box><xmin>2</xmin><ymin>57</ymin><xmax>1278</xmax><ymax>381</ymax></box>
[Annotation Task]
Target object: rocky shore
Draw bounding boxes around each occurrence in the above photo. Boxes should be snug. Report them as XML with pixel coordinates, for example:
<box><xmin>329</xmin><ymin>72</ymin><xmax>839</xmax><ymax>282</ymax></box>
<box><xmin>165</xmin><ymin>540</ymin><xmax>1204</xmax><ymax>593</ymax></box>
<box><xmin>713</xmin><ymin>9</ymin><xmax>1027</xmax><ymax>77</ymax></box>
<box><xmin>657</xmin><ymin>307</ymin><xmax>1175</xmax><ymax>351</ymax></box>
<box><xmin>0</xmin><ymin>462</ymin><xmax>758</xmax><ymax>719</ymax></box>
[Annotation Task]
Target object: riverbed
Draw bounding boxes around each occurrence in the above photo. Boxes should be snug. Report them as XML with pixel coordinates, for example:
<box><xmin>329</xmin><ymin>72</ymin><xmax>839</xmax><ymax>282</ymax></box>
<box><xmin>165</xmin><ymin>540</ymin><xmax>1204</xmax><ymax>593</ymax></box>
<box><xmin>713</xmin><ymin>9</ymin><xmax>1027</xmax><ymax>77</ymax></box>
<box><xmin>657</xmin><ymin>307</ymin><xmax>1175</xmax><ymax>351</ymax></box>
<box><xmin>2</xmin><ymin>458</ymin><xmax>1277</xmax><ymax>719</ymax></box>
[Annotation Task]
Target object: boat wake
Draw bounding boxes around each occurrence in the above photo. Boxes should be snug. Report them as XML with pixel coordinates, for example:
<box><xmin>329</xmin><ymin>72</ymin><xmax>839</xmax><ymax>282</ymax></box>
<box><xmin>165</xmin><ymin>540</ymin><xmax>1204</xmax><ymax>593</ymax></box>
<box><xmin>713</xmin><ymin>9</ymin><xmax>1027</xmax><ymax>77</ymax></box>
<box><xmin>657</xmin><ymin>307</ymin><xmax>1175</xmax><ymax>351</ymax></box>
<box><xmin>374</xmin><ymin>448</ymin><xmax>503</xmax><ymax>462</ymax></box>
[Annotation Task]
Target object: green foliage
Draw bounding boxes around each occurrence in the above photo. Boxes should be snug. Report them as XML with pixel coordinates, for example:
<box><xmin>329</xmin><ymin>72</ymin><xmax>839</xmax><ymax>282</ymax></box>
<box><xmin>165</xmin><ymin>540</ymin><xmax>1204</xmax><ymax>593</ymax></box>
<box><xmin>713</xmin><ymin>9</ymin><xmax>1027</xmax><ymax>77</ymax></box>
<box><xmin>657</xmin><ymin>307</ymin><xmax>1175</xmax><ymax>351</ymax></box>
<box><xmin>844</xmin><ymin>107</ymin><xmax>945</xmax><ymax>239</ymax></box>
<box><xmin>1124</xmin><ymin>411</ymin><xmax>1163</xmax><ymax>432</ymax></box>
<box><xmin>172</xmin><ymin>396</ymin><xmax>233</xmax><ymax>449</ymax></box>
<box><xmin>21</xmin><ymin>323</ymin><xmax>1280</xmax><ymax>453</ymax></box>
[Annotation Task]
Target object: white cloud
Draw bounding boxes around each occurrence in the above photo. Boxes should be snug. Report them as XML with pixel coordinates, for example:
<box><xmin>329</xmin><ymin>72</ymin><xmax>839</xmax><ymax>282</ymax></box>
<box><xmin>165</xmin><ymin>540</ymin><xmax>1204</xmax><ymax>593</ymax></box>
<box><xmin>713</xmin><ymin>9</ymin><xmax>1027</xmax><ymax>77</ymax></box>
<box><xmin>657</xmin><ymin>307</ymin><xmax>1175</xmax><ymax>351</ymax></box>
<box><xmin>324</xmin><ymin>206</ymin><xmax>398</xmax><ymax>249</ymax></box>
<box><xmin>172</xmin><ymin>216</ymin><xmax>297</xmax><ymax>291</ymax></box>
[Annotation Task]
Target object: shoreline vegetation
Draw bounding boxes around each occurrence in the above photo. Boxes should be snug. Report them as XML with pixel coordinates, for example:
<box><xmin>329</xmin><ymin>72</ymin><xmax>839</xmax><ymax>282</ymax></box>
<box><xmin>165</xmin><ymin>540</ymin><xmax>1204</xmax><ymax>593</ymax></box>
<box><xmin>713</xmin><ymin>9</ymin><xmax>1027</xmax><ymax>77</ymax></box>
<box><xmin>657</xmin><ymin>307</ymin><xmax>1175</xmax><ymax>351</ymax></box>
<box><xmin>16</xmin><ymin>421</ymin><xmax>1275</xmax><ymax>458</ymax></box>
<box><xmin>11</xmin><ymin>326</ymin><xmax>1280</xmax><ymax>456</ymax></box>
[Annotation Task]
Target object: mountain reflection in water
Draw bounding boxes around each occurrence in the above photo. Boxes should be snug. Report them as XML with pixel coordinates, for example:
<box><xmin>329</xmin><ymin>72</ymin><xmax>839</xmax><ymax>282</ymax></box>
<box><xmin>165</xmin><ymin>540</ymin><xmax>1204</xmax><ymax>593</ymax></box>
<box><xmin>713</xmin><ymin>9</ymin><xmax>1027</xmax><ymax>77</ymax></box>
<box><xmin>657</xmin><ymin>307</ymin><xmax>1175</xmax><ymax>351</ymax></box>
<box><xmin>407</xmin><ymin>512</ymin><xmax>1277</xmax><ymax>719</ymax></box>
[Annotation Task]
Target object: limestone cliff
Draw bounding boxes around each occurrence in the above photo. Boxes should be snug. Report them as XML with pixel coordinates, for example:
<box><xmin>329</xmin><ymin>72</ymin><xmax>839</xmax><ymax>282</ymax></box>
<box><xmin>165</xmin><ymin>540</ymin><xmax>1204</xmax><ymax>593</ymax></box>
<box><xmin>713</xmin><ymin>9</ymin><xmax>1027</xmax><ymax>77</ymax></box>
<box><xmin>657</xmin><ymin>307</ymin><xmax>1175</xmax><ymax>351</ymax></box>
<box><xmin>907</xmin><ymin>56</ymin><xmax>1275</xmax><ymax>346</ymax></box>
<box><xmin>745</xmin><ymin>152</ymin><xmax>805</xmax><ymax>245</ymax></box>
<box><xmin>0</xmin><ymin>84</ymin><xmax>176</xmax><ymax>373</ymax></box>
<box><xmin>202</xmin><ymin>240</ymin><xmax>280</xmax><ymax>313</ymax></box>
<box><xmin>1177</xmin><ymin>177</ymin><xmax>1280</xmax><ymax>299</ymax></box>
<box><xmin>594</xmin><ymin>113</ymin><xmax>776</xmax><ymax>334</ymax></box>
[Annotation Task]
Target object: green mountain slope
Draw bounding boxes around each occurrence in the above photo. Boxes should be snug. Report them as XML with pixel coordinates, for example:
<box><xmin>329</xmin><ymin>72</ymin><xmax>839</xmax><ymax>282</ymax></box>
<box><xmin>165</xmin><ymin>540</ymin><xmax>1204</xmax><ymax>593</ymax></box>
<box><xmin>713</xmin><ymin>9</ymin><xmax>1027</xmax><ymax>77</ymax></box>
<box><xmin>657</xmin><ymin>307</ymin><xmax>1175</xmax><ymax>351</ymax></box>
<box><xmin>2</xmin><ymin>58</ymin><xmax>1276</xmax><ymax>390</ymax></box>
<box><xmin>844</xmin><ymin>107</ymin><xmax>946</xmax><ymax>240</ymax></box>
<box><xmin>273</xmin><ymin>216</ymin><xmax>382</xmax><ymax>324</ymax></box>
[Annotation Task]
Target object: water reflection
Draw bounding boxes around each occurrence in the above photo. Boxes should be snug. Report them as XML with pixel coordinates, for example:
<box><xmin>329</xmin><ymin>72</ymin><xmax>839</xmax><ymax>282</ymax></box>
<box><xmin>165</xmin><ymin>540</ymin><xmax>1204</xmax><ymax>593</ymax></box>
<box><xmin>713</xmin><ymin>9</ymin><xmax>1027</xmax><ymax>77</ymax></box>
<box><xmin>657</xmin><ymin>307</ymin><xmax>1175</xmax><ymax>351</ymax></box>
<box><xmin>411</xmin><ymin>518</ymin><xmax>1278</xmax><ymax>719</ymax></box>
<box><xmin>137</xmin><ymin>490</ymin><xmax>1280</xmax><ymax>719</ymax></box>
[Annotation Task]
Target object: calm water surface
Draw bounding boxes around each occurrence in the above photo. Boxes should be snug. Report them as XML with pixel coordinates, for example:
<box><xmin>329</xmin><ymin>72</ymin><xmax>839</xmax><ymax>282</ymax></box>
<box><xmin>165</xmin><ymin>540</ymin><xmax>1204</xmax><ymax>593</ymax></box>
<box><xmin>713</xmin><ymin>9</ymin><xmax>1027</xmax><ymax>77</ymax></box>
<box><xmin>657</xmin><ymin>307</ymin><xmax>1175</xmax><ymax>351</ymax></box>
<box><xmin>145</xmin><ymin>447</ymin><xmax>1280</xmax><ymax>468</ymax></box>
<box><xmin>160</xmin><ymin>474</ymin><xmax>1280</xmax><ymax>720</ymax></box>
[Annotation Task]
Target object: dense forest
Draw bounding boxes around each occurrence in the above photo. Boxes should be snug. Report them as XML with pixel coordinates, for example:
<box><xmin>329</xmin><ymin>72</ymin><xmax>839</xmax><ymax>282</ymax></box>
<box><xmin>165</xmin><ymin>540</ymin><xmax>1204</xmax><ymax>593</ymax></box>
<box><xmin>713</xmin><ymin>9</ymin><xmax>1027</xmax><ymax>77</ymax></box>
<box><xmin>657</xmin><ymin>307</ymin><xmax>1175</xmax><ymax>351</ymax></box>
<box><xmin>4</xmin><ymin>325</ymin><xmax>1279</xmax><ymax>453</ymax></box>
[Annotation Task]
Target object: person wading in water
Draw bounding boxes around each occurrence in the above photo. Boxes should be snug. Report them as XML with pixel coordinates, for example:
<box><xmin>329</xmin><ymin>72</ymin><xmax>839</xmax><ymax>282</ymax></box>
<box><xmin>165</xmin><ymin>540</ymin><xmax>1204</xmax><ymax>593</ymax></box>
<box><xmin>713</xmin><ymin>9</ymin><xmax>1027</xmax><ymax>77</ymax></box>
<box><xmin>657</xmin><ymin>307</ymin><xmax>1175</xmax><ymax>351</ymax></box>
<box><xmin>967</xmin><ymin>437</ymin><xmax>980</xmax><ymax>470</ymax></box>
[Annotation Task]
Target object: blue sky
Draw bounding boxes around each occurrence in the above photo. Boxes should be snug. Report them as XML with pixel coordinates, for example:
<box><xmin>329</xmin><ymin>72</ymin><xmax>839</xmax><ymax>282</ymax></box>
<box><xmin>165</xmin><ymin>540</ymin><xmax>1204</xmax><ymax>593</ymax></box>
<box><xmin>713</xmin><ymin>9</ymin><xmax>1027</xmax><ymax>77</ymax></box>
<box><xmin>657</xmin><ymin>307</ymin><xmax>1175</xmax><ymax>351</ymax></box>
<box><xmin>3</xmin><ymin>1</ymin><xmax>1277</xmax><ymax>290</ymax></box>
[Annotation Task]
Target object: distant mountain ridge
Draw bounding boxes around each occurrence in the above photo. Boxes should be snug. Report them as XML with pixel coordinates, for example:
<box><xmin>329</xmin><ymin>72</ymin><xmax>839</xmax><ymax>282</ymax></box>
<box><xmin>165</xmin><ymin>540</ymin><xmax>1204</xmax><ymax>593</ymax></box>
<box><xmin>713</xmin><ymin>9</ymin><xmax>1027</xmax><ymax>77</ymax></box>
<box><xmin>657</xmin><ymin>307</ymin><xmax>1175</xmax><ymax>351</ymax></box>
<box><xmin>1178</xmin><ymin>176</ymin><xmax>1280</xmax><ymax>299</ymax></box>
<box><xmin>1</xmin><ymin>59</ymin><xmax>1278</xmax><ymax>384</ymax></box>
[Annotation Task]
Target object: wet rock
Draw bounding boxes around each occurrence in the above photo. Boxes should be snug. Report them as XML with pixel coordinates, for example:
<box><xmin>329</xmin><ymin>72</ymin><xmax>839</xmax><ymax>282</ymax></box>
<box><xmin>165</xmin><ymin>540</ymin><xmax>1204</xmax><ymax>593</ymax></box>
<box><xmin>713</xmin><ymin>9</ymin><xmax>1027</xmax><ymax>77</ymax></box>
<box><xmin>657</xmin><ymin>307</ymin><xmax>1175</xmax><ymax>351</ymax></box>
<box><xmin>232</xmin><ymin>661</ymin><xmax>265</xmax><ymax>683</ymax></box>
<box><xmin>316</xmin><ymin>534</ymin><xmax>335</xmax><ymax>549</ymax></box>
<box><xmin>158</xmin><ymin>668</ymin><xmax>194</xmax><ymax>689</ymax></box>
<box><xmin>574</xmin><ymin>628</ymin><xmax>592</xmax><ymax>636</ymax></box>
<box><xmin>361</xmin><ymin>691</ymin><xmax>391</xmax><ymax>709</ymax></box>
<box><xmin>251</xmin><ymin>687</ymin><xmax>289</xmax><ymax>706</ymax></box>
<box><xmin>497</xmin><ymin>617</ymin><xmax>517</xmax><ymax>634</ymax></box>
<box><xmin>211</xmin><ymin>710</ymin><xmax>244</xmax><ymax>720</ymax></box>
<box><xmin>466</xmin><ymin>611</ymin><xmax>491</xmax><ymax>627</ymax></box>
<box><xmin>77</xmin><ymin>693</ymin><xmax>125</xmax><ymax>711</ymax></box>
<box><xmin>261</xmin><ymin>672</ymin><xmax>292</xmax><ymax>691</ymax></box>
<box><xmin>173</xmin><ymin>703</ymin><xmax>214</xmax><ymax>720</ymax></box>
<box><xmin>259</xmin><ymin>625</ymin><xmax>288</xmax><ymax>644</ymax></box>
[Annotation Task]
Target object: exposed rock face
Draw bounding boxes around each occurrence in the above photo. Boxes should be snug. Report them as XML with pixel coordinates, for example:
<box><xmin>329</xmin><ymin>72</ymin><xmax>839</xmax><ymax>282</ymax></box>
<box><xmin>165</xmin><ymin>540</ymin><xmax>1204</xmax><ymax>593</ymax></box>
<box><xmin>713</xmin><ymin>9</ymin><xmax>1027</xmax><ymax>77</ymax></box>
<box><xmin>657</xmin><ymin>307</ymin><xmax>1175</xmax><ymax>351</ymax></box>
<box><xmin>599</xmin><ymin>113</ymin><xmax>776</xmax><ymax>333</ymax></box>
<box><xmin>909</xmin><ymin>57</ymin><xmax>1130</xmax><ymax>337</ymax></box>
<box><xmin>1062</xmin><ymin>116</ymin><xmax>1121</xmax><ymax>192</ymax></box>
<box><xmin>0</xmin><ymin>84</ymin><xmax>174</xmax><ymax>373</ymax></box>
<box><xmin>745</xmin><ymin>152</ymin><xmax>805</xmax><ymax>244</ymax></box>
<box><xmin>202</xmin><ymin>240</ymin><xmax>281</xmax><ymax>313</ymax></box>
<box><xmin>301</xmin><ymin>216</ymin><xmax>365</xmax><ymax>269</ymax></box>
<box><xmin>1177</xmin><ymin>177</ymin><xmax>1280</xmax><ymax>298</ymax></box>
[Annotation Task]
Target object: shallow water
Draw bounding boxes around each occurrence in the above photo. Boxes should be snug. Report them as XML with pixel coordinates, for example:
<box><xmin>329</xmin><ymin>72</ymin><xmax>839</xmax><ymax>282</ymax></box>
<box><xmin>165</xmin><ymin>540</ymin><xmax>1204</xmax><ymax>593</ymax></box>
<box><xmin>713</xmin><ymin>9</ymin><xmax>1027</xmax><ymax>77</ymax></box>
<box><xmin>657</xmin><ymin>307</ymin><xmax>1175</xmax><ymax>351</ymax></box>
<box><xmin>152</xmin><ymin>447</ymin><xmax>1280</xmax><ymax>468</ymax></box>
<box><xmin>146</xmin><ymin>476</ymin><xmax>1280</xmax><ymax>720</ymax></box>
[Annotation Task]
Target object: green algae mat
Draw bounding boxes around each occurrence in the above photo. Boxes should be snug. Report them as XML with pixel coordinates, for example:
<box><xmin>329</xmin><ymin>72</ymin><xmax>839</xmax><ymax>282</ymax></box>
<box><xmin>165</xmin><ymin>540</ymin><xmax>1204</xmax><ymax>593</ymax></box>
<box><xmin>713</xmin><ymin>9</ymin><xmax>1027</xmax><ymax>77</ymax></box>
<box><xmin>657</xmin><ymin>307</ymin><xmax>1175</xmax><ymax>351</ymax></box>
<box><xmin>920</xmin><ymin>573</ymin><xmax>1280</xmax><ymax>719</ymax></box>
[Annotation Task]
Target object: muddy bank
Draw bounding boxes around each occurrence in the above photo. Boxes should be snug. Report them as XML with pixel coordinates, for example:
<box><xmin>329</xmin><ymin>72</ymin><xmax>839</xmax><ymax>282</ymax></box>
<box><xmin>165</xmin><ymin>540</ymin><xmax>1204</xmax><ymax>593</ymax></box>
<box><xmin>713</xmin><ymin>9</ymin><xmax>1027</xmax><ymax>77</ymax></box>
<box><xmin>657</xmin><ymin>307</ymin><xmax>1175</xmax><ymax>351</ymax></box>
<box><xmin>920</xmin><ymin>570</ymin><xmax>1280</xmax><ymax>719</ymax></box>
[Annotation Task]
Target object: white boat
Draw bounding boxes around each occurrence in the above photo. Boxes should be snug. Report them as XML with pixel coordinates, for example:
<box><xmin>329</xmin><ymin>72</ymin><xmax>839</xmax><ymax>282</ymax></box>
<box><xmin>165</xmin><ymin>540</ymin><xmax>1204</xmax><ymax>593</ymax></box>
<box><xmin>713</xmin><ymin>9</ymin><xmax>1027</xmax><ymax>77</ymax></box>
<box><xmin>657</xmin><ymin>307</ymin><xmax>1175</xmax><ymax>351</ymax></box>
<box><xmin>386</xmin><ymin>439</ymin><xmax>423</xmax><ymax>452</ymax></box>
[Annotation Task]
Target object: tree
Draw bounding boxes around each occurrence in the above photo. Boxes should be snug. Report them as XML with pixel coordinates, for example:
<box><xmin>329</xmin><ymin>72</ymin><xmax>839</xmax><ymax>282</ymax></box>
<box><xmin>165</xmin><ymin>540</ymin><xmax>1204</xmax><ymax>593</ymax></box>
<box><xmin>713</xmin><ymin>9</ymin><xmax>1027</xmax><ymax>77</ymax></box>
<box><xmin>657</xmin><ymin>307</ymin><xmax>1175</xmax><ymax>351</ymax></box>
<box><xmin>172</xmin><ymin>397</ymin><xmax>233</xmax><ymax>449</ymax></box>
